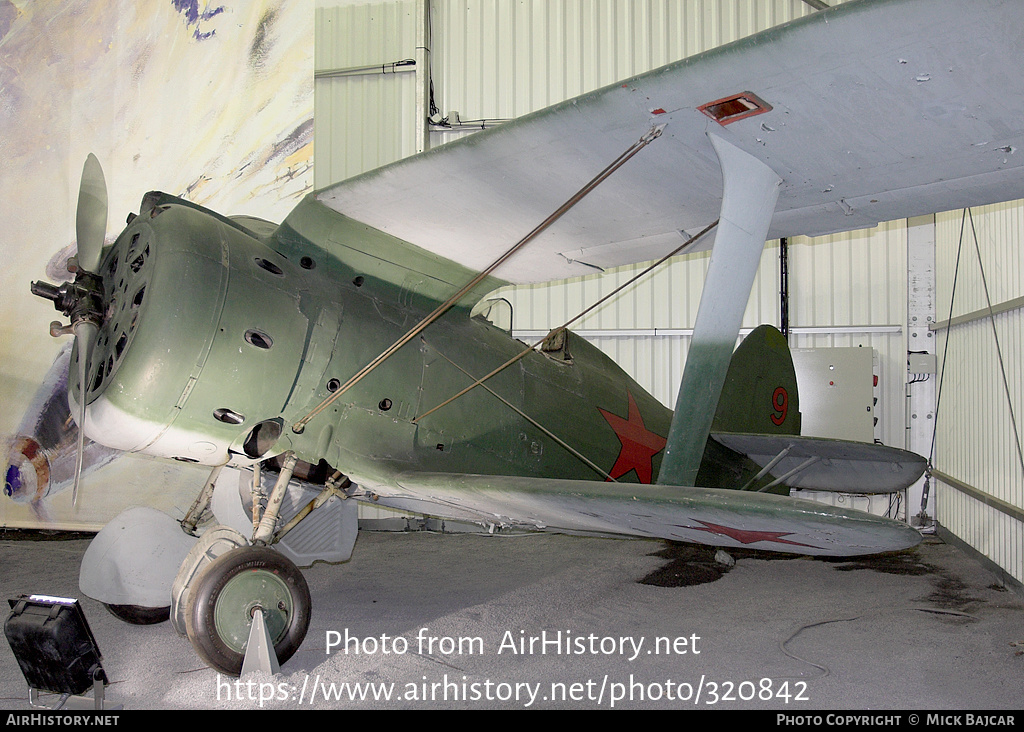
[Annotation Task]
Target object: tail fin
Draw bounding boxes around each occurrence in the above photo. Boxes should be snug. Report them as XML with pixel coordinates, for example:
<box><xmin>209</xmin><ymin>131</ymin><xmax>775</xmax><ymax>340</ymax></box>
<box><xmin>710</xmin><ymin>324</ymin><xmax>801</xmax><ymax>436</ymax></box>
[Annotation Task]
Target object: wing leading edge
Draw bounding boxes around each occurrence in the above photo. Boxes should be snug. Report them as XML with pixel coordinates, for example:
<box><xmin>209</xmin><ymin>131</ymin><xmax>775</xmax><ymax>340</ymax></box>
<box><xmin>384</xmin><ymin>473</ymin><xmax>921</xmax><ymax>557</ymax></box>
<box><xmin>315</xmin><ymin>0</ymin><xmax>1024</xmax><ymax>284</ymax></box>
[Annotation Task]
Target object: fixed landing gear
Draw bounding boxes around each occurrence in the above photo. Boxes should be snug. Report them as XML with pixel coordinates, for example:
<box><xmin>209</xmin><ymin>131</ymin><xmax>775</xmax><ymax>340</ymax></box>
<box><xmin>184</xmin><ymin>545</ymin><xmax>311</xmax><ymax>676</ymax></box>
<box><xmin>85</xmin><ymin>457</ymin><xmax>355</xmax><ymax>677</ymax></box>
<box><xmin>173</xmin><ymin>454</ymin><xmax>313</xmax><ymax>675</ymax></box>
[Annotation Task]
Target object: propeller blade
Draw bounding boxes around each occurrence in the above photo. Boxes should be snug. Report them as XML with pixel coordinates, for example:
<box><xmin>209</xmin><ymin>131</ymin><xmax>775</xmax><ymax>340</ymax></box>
<box><xmin>71</xmin><ymin>320</ymin><xmax>98</xmax><ymax>508</ymax></box>
<box><xmin>75</xmin><ymin>154</ymin><xmax>107</xmax><ymax>274</ymax></box>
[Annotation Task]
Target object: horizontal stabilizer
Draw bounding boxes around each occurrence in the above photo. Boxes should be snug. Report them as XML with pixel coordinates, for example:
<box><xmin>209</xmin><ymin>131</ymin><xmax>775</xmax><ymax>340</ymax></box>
<box><xmin>387</xmin><ymin>472</ymin><xmax>921</xmax><ymax>557</ymax></box>
<box><xmin>711</xmin><ymin>434</ymin><xmax>927</xmax><ymax>494</ymax></box>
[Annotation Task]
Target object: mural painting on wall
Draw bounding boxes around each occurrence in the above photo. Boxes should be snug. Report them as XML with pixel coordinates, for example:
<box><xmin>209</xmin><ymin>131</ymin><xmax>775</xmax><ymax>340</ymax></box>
<box><xmin>0</xmin><ymin>0</ymin><xmax>314</xmax><ymax>529</ymax></box>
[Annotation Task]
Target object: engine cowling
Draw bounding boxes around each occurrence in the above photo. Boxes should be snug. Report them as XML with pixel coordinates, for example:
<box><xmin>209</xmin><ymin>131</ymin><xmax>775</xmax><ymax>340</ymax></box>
<box><xmin>76</xmin><ymin>195</ymin><xmax>308</xmax><ymax>466</ymax></box>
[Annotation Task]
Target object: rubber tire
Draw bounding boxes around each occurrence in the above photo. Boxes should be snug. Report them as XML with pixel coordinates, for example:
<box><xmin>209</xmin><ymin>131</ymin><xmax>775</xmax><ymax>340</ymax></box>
<box><xmin>105</xmin><ymin>603</ymin><xmax>171</xmax><ymax>625</ymax></box>
<box><xmin>184</xmin><ymin>545</ymin><xmax>311</xmax><ymax>676</ymax></box>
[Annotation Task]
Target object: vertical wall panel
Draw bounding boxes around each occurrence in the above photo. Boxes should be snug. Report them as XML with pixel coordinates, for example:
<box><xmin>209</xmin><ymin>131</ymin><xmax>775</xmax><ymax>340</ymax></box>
<box><xmin>315</xmin><ymin>2</ymin><xmax>419</xmax><ymax>187</ymax></box>
<box><xmin>934</xmin><ymin>201</ymin><xmax>1024</xmax><ymax>585</ymax></box>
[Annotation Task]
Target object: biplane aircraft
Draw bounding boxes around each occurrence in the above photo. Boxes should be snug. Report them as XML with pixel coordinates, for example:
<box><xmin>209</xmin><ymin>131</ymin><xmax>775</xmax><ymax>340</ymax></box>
<box><xmin>17</xmin><ymin>0</ymin><xmax>1024</xmax><ymax>675</ymax></box>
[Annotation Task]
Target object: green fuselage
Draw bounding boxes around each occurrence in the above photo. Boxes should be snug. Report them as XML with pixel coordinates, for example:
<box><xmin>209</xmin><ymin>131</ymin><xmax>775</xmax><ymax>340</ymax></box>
<box><xmin>80</xmin><ymin>192</ymin><xmax>682</xmax><ymax>494</ymax></box>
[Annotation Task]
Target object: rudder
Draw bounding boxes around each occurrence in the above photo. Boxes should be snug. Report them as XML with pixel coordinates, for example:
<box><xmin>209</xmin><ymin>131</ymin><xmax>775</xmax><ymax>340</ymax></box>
<box><xmin>709</xmin><ymin>324</ymin><xmax>801</xmax><ymax>436</ymax></box>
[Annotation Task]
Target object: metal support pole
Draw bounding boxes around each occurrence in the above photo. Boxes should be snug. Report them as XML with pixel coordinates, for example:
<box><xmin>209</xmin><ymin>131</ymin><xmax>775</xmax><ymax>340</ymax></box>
<box><xmin>414</xmin><ymin>0</ymin><xmax>431</xmax><ymax>154</ymax></box>
<box><xmin>780</xmin><ymin>237</ymin><xmax>790</xmax><ymax>341</ymax></box>
<box><xmin>906</xmin><ymin>214</ymin><xmax>936</xmax><ymax>526</ymax></box>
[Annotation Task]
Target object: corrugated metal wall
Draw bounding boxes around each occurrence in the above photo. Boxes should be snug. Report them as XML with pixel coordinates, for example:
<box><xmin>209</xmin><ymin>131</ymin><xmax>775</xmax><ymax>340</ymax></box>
<box><xmin>315</xmin><ymin>1</ymin><xmax>420</xmax><ymax>187</ymax></box>
<box><xmin>429</xmin><ymin>0</ymin><xmax>822</xmax><ymax>140</ymax></box>
<box><xmin>316</xmin><ymin>0</ymin><xmax>835</xmax><ymax>182</ymax></box>
<box><xmin>315</xmin><ymin>0</ymin><xmax>1022</xmax><ymax>581</ymax></box>
<box><xmin>934</xmin><ymin>202</ymin><xmax>1024</xmax><ymax>584</ymax></box>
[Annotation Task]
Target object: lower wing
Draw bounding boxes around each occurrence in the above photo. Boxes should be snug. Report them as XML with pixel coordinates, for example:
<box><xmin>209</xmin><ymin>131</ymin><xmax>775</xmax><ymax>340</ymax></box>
<box><xmin>376</xmin><ymin>473</ymin><xmax>921</xmax><ymax>557</ymax></box>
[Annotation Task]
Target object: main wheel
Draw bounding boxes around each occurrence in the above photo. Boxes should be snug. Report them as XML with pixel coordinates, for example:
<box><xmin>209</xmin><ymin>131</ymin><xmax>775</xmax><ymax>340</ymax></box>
<box><xmin>184</xmin><ymin>545</ymin><xmax>311</xmax><ymax>676</ymax></box>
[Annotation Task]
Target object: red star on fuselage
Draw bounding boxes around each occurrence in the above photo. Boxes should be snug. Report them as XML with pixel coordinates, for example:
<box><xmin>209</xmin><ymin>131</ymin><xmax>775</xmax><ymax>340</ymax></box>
<box><xmin>598</xmin><ymin>392</ymin><xmax>667</xmax><ymax>484</ymax></box>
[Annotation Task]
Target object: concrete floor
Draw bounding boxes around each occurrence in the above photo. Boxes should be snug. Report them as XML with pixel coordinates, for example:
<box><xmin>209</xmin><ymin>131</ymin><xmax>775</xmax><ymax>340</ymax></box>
<box><xmin>1</xmin><ymin>527</ymin><xmax>1022</xmax><ymax>710</ymax></box>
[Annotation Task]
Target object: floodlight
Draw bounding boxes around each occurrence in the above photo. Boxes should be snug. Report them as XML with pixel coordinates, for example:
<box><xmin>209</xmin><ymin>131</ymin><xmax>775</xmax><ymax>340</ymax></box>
<box><xmin>4</xmin><ymin>594</ymin><xmax>114</xmax><ymax>710</ymax></box>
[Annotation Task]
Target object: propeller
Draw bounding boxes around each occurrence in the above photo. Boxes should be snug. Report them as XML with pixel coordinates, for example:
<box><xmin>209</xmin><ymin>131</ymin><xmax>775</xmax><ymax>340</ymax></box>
<box><xmin>75</xmin><ymin>154</ymin><xmax>107</xmax><ymax>273</ymax></box>
<box><xmin>30</xmin><ymin>154</ymin><xmax>108</xmax><ymax>507</ymax></box>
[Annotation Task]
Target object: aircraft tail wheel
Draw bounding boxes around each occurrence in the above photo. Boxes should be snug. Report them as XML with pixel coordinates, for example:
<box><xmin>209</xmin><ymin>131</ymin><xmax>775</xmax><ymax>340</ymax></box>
<box><xmin>184</xmin><ymin>545</ymin><xmax>311</xmax><ymax>676</ymax></box>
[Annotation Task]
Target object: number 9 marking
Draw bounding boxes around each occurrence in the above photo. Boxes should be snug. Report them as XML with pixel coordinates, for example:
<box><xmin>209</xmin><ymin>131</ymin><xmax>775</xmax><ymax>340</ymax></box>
<box><xmin>770</xmin><ymin>386</ymin><xmax>788</xmax><ymax>426</ymax></box>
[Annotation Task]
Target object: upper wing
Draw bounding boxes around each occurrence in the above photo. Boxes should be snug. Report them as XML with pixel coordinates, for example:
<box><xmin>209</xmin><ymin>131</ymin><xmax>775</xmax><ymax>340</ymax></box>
<box><xmin>381</xmin><ymin>472</ymin><xmax>921</xmax><ymax>557</ymax></box>
<box><xmin>317</xmin><ymin>0</ymin><xmax>1024</xmax><ymax>284</ymax></box>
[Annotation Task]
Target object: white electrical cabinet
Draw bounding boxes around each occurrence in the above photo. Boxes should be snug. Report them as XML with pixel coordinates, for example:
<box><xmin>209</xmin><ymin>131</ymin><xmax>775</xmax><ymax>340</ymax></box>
<box><xmin>790</xmin><ymin>347</ymin><xmax>876</xmax><ymax>444</ymax></box>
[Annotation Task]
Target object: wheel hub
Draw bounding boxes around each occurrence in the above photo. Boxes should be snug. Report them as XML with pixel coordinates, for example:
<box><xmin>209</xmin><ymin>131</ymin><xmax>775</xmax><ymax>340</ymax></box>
<box><xmin>213</xmin><ymin>568</ymin><xmax>293</xmax><ymax>653</ymax></box>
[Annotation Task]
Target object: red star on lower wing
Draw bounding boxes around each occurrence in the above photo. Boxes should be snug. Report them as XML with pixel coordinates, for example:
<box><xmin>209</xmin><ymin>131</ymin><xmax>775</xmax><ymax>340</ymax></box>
<box><xmin>598</xmin><ymin>392</ymin><xmax>667</xmax><ymax>484</ymax></box>
<box><xmin>688</xmin><ymin>519</ymin><xmax>816</xmax><ymax>549</ymax></box>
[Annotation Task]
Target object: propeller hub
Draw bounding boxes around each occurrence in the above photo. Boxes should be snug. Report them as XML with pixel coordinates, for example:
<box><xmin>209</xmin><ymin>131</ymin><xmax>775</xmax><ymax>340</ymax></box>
<box><xmin>31</xmin><ymin>271</ymin><xmax>105</xmax><ymax>328</ymax></box>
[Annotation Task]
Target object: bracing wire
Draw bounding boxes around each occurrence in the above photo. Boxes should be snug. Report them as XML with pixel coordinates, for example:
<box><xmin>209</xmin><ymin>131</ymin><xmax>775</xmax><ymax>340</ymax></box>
<box><xmin>966</xmin><ymin>210</ymin><xmax>1024</xmax><ymax>475</ymax></box>
<box><xmin>930</xmin><ymin>208</ymin><xmax>1024</xmax><ymax>480</ymax></box>
<box><xmin>929</xmin><ymin>210</ymin><xmax>967</xmax><ymax>469</ymax></box>
<box><xmin>413</xmin><ymin>220</ymin><xmax>718</xmax><ymax>424</ymax></box>
<box><xmin>291</xmin><ymin>125</ymin><xmax>665</xmax><ymax>435</ymax></box>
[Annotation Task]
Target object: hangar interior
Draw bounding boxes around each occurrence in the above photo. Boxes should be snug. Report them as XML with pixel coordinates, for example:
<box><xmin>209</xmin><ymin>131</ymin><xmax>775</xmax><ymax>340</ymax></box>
<box><xmin>2</xmin><ymin>0</ymin><xmax>1024</xmax><ymax>710</ymax></box>
<box><xmin>313</xmin><ymin>0</ymin><xmax>1022</xmax><ymax>588</ymax></box>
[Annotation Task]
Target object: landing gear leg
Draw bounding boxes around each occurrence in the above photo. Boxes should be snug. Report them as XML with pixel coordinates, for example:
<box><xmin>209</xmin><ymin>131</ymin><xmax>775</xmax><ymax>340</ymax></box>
<box><xmin>180</xmin><ymin>453</ymin><xmax>312</xmax><ymax>676</ymax></box>
<box><xmin>181</xmin><ymin>464</ymin><xmax>224</xmax><ymax>535</ymax></box>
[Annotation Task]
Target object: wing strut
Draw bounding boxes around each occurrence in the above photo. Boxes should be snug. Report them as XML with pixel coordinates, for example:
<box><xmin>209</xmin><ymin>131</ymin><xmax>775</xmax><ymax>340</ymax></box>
<box><xmin>739</xmin><ymin>445</ymin><xmax>793</xmax><ymax>491</ymax></box>
<box><xmin>657</xmin><ymin>134</ymin><xmax>781</xmax><ymax>487</ymax></box>
<box><xmin>754</xmin><ymin>456</ymin><xmax>820</xmax><ymax>493</ymax></box>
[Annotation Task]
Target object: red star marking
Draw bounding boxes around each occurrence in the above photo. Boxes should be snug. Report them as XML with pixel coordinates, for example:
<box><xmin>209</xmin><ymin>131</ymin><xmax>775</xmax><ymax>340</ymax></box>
<box><xmin>688</xmin><ymin>520</ymin><xmax>816</xmax><ymax>549</ymax></box>
<box><xmin>598</xmin><ymin>392</ymin><xmax>667</xmax><ymax>484</ymax></box>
